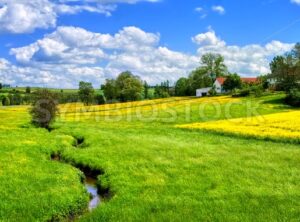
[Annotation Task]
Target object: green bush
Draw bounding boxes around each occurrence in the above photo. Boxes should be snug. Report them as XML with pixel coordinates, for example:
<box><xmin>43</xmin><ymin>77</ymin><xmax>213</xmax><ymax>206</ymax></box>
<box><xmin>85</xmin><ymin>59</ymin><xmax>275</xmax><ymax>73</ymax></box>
<box><xmin>232</xmin><ymin>88</ymin><xmax>250</xmax><ymax>97</ymax></box>
<box><xmin>2</xmin><ymin>97</ymin><xmax>10</xmax><ymax>106</ymax></box>
<box><xmin>9</xmin><ymin>93</ymin><xmax>22</xmax><ymax>105</ymax></box>
<box><xmin>251</xmin><ymin>85</ymin><xmax>263</xmax><ymax>97</ymax></box>
<box><xmin>95</xmin><ymin>94</ymin><xmax>106</xmax><ymax>105</ymax></box>
<box><xmin>26</xmin><ymin>86</ymin><xmax>31</xmax><ymax>94</ymax></box>
<box><xmin>285</xmin><ymin>88</ymin><xmax>300</xmax><ymax>107</ymax></box>
<box><xmin>30</xmin><ymin>89</ymin><xmax>58</xmax><ymax>129</ymax></box>
<box><xmin>208</xmin><ymin>87</ymin><xmax>217</xmax><ymax>96</ymax></box>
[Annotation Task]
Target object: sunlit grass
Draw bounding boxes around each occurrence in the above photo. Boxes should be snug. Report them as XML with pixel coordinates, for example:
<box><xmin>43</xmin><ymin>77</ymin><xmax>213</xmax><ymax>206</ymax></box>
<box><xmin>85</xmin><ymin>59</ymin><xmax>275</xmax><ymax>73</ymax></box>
<box><xmin>1</xmin><ymin>93</ymin><xmax>300</xmax><ymax>221</ymax></box>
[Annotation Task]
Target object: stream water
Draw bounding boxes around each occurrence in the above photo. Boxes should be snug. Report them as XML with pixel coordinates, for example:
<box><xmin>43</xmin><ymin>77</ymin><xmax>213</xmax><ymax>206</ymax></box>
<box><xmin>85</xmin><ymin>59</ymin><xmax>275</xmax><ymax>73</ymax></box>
<box><xmin>85</xmin><ymin>177</ymin><xmax>101</xmax><ymax>211</ymax></box>
<box><xmin>51</xmin><ymin>154</ymin><xmax>102</xmax><ymax>211</ymax></box>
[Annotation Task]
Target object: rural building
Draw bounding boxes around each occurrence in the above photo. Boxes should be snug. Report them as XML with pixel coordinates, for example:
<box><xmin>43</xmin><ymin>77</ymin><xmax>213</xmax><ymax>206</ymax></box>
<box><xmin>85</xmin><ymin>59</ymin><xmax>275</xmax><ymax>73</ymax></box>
<box><xmin>196</xmin><ymin>87</ymin><xmax>212</xmax><ymax>97</ymax></box>
<box><xmin>196</xmin><ymin>77</ymin><xmax>258</xmax><ymax>97</ymax></box>
<box><xmin>214</xmin><ymin>77</ymin><xmax>258</xmax><ymax>93</ymax></box>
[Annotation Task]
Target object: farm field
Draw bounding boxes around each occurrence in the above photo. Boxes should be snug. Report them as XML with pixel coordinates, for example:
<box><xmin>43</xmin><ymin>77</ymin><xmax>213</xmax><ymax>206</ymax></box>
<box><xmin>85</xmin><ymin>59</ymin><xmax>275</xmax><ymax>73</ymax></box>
<box><xmin>1</xmin><ymin>93</ymin><xmax>300</xmax><ymax>221</ymax></box>
<box><xmin>178</xmin><ymin>110</ymin><xmax>300</xmax><ymax>143</ymax></box>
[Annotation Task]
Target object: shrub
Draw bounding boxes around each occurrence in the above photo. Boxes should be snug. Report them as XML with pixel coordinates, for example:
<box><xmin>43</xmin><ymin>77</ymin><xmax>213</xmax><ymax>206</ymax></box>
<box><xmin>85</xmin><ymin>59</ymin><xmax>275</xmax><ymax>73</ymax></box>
<box><xmin>232</xmin><ymin>88</ymin><xmax>250</xmax><ymax>97</ymax></box>
<box><xmin>9</xmin><ymin>93</ymin><xmax>22</xmax><ymax>105</ymax></box>
<box><xmin>156</xmin><ymin>91</ymin><xmax>170</xmax><ymax>98</ymax></box>
<box><xmin>208</xmin><ymin>86</ymin><xmax>217</xmax><ymax>96</ymax></box>
<box><xmin>22</xmin><ymin>95</ymin><xmax>32</xmax><ymax>104</ymax></box>
<box><xmin>58</xmin><ymin>92</ymin><xmax>79</xmax><ymax>104</ymax></box>
<box><xmin>95</xmin><ymin>94</ymin><xmax>106</xmax><ymax>105</ymax></box>
<box><xmin>26</xmin><ymin>86</ymin><xmax>31</xmax><ymax>94</ymax></box>
<box><xmin>30</xmin><ymin>89</ymin><xmax>58</xmax><ymax>129</ymax></box>
<box><xmin>78</xmin><ymin>81</ymin><xmax>94</xmax><ymax>106</ymax></box>
<box><xmin>250</xmin><ymin>85</ymin><xmax>263</xmax><ymax>97</ymax></box>
<box><xmin>285</xmin><ymin>88</ymin><xmax>300</xmax><ymax>107</ymax></box>
<box><xmin>2</xmin><ymin>97</ymin><xmax>10</xmax><ymax>106</ymax></box>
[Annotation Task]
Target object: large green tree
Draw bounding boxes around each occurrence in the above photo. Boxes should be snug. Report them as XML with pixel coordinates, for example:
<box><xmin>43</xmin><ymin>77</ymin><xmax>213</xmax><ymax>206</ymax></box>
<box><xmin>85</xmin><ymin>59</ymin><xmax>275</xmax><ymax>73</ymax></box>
<box><xmin>78</xmin><ymin>81</ymin><xmax>95</xmax><ymax>105</ymax></box>
<box><xmin>292</xmin><ymin>42</ymin><xmax>300</xmax><ymax>60</ymax></box>
<box><xmin>116</xmin><ymin>71</ymin><xmax>144</xmax><ymax>102</ymax></box>
<box><xmin>102</xmin><ymin>79</ymin><xmax>118</xmax><ymax>101</ymax></box>
<box><xmin>189</xmin><ymin>67</ymin><xmax>213</xmax><ymax>94</ymax></box>
<box><xmin>143</xmin><ymin>81</ymin><xmax>149</xmax><ymax>99</ymax></box>
<box><xmin>175</xmin><ymin>77</ymin><xmax>190</xmax><ymax>96</ymax></box>
<box><xmin>270</xmin><ymin>54</ymin><xmax>300</xmax><ymax>92</ymax></box>
<box><xmin>201</xmin><ymin>53</ymin><xmax>228</xmax><ymax>78</ymax></box>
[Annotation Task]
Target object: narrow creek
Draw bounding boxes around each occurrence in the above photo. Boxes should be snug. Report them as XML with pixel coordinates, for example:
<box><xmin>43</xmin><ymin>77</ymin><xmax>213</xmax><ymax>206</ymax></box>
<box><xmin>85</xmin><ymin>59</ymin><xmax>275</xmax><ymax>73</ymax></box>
<box><xmin>85</xmin><ymin>176</ymin><xmax>101</xmax><ymax>211</ymax></box>
<box><xmin>50</xmin><ymin>153</ymin><xmax>104</xmax><ymax>212</ymax></box>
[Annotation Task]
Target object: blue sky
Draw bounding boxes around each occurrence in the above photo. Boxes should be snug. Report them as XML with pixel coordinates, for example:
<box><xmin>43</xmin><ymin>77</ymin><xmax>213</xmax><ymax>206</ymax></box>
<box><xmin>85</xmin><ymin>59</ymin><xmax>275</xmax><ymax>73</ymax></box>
<box><xmin>0</xmin><ymin>0</ymin><xmax>299</xmax><ymax>88</ymax></box>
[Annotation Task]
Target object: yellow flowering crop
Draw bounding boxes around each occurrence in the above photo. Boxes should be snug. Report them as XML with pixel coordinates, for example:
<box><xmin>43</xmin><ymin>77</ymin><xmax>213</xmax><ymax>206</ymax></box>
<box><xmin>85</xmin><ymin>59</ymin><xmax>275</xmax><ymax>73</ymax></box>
<box><xmin>59</xmin><ymin>96</ymin><xmax>240</xmax><ymax>121</ymax></box>
<box><xmin>177</xmin><ymin>111</ymin><xmax>300</xmax><ymax>143</ymax></box>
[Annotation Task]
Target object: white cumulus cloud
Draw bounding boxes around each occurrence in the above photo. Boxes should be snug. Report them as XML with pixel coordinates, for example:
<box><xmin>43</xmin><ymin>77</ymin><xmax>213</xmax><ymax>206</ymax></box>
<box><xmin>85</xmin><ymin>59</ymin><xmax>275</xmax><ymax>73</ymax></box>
<box><xmin>6</xmin><ymin>26</ymin><xmax>197</xmax><ymax>87</ymax></box>
<box><xmin>0</xmin><ymin>0</ymin><xmax>56</xmax><ymax>33</ymax></box>
<box><xmin>0</xmin><ymin>0</ymin><xmax>159</xmax><ymax>34</ymax></box>
<box><xmin>0</xmin><ymin>26</ymin><xmax>294</xmax><ymax>88</ymax></box>
<box><xmin>212</xmin><ymin>5</ymin><xmax>225</xmax><ymax>15</ymax></box>
<box><xmin>192</xmin><ymin>30</ymin><xmax>294</xmax><ymax>76</ymax></box>
<box><xmin>291</xmin><ymin>0</ymin><xmax>300</xmax><ymax>5</ymax></box>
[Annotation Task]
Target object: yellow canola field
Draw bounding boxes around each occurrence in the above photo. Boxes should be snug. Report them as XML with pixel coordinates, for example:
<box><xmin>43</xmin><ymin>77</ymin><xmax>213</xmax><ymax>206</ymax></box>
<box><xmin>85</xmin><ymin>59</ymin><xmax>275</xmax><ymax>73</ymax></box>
<box><xmin>177</xmin><ymin>111</ymin><xmax>300</xmax><ymax>142</ymax></box>
<box><xmin>59</xmin><ymin>96</ymin><xmax>240</xmax><ymax>121</ymax></box>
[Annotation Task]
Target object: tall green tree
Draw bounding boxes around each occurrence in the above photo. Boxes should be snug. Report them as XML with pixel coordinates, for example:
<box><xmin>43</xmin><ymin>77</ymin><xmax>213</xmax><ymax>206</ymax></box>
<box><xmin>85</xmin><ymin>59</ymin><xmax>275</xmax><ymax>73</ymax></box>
<box><xmin>292</xmin><ymin>42</ymin><xmax>300</xmax><ymax>60</ymax></box>
<box><xmin>2</xmin><ymin>97</ymin><xmax>10</xmax><ymax>106</ymax></box>
<box><xmin>0</xmin><ymin>83</ymin><xmax>2</xmax><ymax>90</ymax></box>
<box><xmin>116</xmin><ymin>71</ymin><xmax>143</xmax><ymax>102</ymax></box>
<box><xmin>201</xmin><ymin>53</ymin><xmax>228</xmax><ymax>78</ymax></box>
<box><xmin>270</xmin><ymin>54</ymin><xmax>300</xmax><ymax>92</ymax></box>
<box><xmin>143</xmin><ymin>81</ymin><xmax>149</xmax><ymax>99</ymax></box>
<box><xmin>26</xmin><ymin>86</ymin><xmax>31</xmax><ymax>94</ymax></box>
<box><xmin>102</xmin><ymin>79</ymin><xmax>117</xmax><ymax>101</ymax></box>
<box><xmin>78</xmin><ymin>81</ymin><xmax>95</xmax><ymax>105</ymax></box>
<box><xmin>189</xmin><ymin>67</ymin><xmax>213</xmax><ymax>93</ymax></box>
<box><xmin>175</xmin><ymin>77</ymin><xmax>190</xmax><ymax>96</ymax></box>
<box><xmin>101</xmin><ymin>79</ymin><xmax>118</xmax><ymax>100</ymax></box>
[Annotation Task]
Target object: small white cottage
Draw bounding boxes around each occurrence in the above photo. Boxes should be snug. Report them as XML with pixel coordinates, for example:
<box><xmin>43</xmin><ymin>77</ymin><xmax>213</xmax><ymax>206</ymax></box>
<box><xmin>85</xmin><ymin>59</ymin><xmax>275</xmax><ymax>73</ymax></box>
<box><xmin>196</xmin><ymin>87</ymin><xmax>212</xmax><ymax>97</ymax></box>
<box><xmin>214</xmin><ymin>77</ymin><xmax>226</xmax><ymax>93</ymax></box>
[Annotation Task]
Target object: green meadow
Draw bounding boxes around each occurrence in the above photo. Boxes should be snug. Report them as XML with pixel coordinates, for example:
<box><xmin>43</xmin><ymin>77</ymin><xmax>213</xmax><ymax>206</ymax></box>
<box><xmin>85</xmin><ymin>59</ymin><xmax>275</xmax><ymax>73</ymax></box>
<box><xmin>1</xmin><ymin>94</ymin><xmax>300</xmax><ymax>221</ymax></box>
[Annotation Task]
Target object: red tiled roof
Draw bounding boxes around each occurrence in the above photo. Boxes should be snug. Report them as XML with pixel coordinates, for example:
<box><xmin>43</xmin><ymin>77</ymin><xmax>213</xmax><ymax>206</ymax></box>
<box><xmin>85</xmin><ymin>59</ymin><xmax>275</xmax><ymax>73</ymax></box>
<box><xmin>216</xmin><ymin>77</ymin><xmax>226</xmax><ymax>85</ymax></box>
<box><xmin>216</xmin><ymin>77</ymin><xmax>258</xmax><ymax>85</ymax></box>
<box><xmin>241</xmin><ymin>78</ymin><xmax>258</xmax><ymax>83</ymax></box>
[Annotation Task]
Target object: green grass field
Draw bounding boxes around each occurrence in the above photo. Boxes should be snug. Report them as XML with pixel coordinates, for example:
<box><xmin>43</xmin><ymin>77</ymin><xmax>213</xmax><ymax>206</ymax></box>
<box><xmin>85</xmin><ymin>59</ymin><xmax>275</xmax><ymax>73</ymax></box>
<box><xmin>1</xmin><ymin>94</ymin><xmax>300</xmax><ymax>221</ymax></box>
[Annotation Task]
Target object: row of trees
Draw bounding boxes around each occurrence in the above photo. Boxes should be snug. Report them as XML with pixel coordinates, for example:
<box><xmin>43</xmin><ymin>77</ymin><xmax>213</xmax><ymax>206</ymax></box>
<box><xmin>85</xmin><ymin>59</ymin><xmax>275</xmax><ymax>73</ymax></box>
<box><xmin>23</xmin><ymin>45</ymin><xmax>300</xmax><ymax>130</ymax></box>
<box><xmin>0</xmin><ymin>89</ymin><xmax>80</xmax><ymax>106</ymax></box>
<box><xmin>4</xmin><ymin>45</ymin><xmax>300</xmax><ymax>108</ymax></box>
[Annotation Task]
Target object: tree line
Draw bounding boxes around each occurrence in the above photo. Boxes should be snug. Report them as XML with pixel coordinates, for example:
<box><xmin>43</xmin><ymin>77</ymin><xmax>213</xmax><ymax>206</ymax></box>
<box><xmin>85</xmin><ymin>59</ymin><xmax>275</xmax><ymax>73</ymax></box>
<box><xmin>15</xmin><ymin>43</ymin><xmax>299</xmax><ymax>130</ymax></box>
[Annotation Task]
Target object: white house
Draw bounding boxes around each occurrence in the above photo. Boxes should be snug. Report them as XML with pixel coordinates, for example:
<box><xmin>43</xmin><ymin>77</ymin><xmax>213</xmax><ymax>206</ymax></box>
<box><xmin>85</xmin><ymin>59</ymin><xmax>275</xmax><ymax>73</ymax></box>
<box><xmin>214</xmin><ymin>77</ymin><xmax>226</xmax><ymax>94</ymax></box>
<box><xmin>196</xmin><ymin>78</ymin><xmax>225</xmax><ymax>97</ymax></box>
<box><xmin>196</xmin><ymin>87</ymin><xmax>211</xmax><ymax>97</ymax></box>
